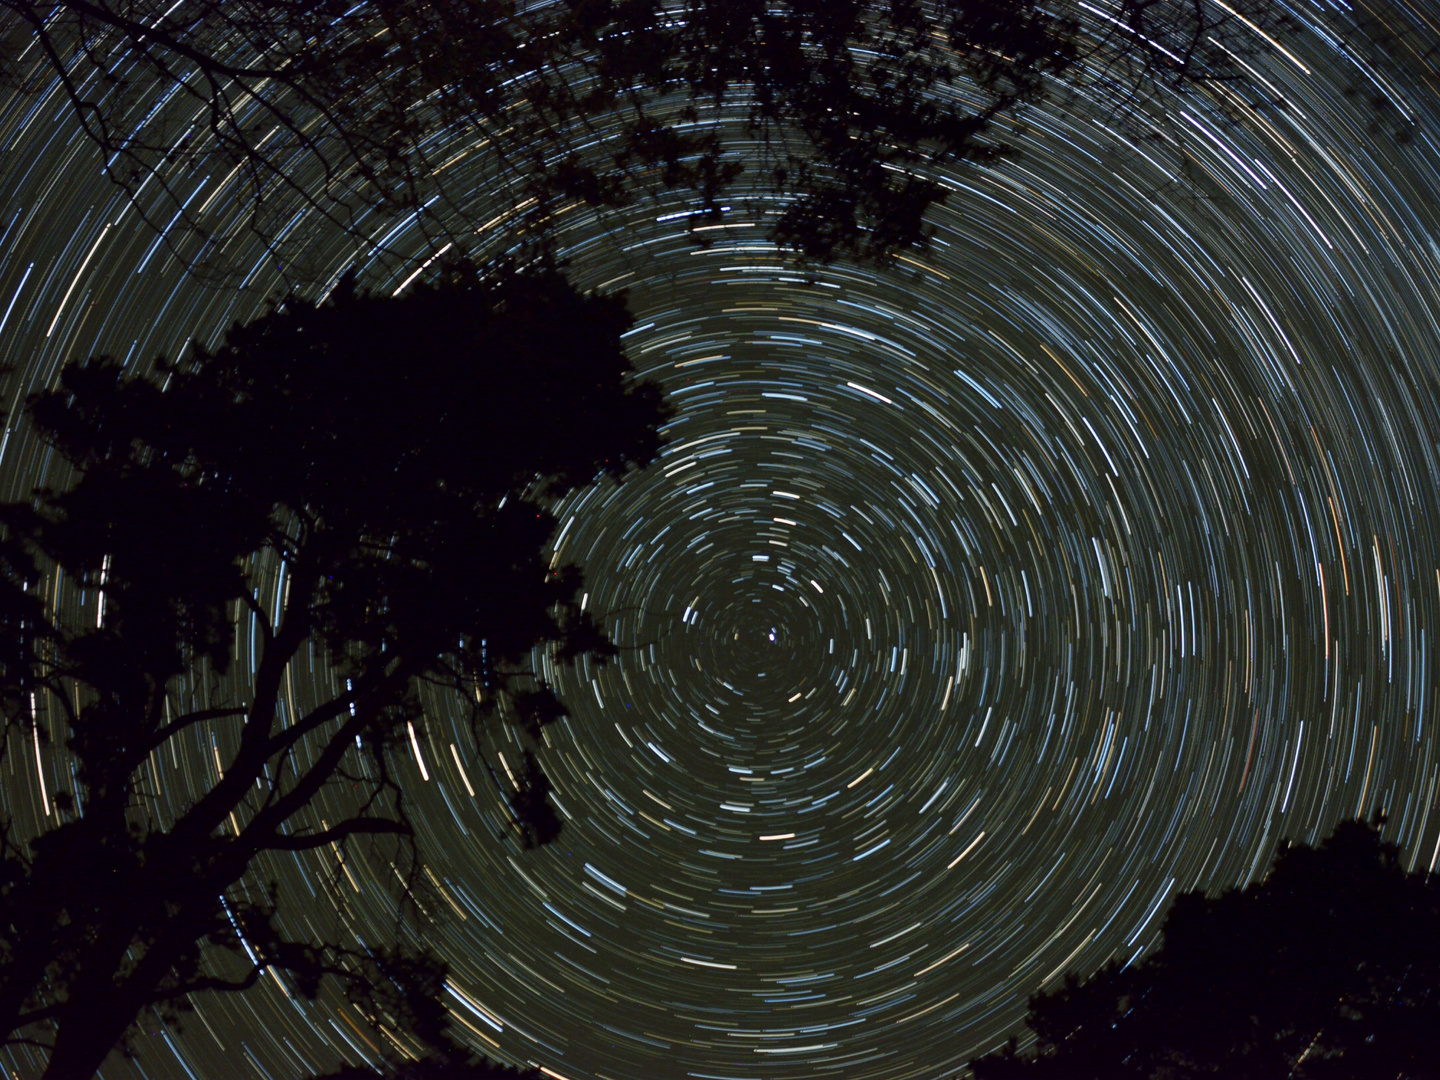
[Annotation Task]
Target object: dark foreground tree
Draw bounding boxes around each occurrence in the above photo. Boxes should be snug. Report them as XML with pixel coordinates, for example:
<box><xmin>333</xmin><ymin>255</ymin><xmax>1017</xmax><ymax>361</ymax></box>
<box><xmin>969</xmin><ymin>817</ymin><xmax>1440</xmax><ymax>1079</ymax></box>
<box><xmin>0</xmin><ymin>0</ymin><xmax>1290</xmax><ymax>271</ymax></box>
<box><xmin>322</xmin><ymin>1058</ymin><xmax>541</xmax><ymax>1080</ymax></box>
<box><xmin>0</xmin><ymin>261</ymin><xmax>666</xmax><ymax>1078</ymax></box>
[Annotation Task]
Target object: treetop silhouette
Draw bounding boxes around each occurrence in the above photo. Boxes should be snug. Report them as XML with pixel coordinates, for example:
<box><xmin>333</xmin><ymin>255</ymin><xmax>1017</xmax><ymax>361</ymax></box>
<box><xmin>969</xmin><ymin>817</ymin><xmax>1440</xmax><ymax>1080</ymax></box>
<box><xmin>0</xmin><ymin>260</ymin><xmax>667</xmax><ymax>1078</ymax></box>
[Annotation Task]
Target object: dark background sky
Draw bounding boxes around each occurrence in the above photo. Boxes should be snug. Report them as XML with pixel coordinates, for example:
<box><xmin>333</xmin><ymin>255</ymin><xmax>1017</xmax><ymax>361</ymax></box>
<box><xmin>4</xmin><ymin>2</ymin><xmax>1440</xmax><ymax>1078</ymax></box>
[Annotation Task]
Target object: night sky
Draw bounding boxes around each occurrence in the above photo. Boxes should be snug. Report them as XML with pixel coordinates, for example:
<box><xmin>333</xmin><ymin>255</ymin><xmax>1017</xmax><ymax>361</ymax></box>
<box><xmin>4</xmin><ymin>1</ymin><xmax>1440</xmax><ymax>1078</ymax></box>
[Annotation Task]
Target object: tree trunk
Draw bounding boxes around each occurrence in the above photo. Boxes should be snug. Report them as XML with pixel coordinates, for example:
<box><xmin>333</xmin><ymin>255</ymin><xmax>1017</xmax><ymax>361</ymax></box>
<box><xmin>39</xmin><ymin>995</ymin><xmax>139</xmax><ymax>1080</ymax></box>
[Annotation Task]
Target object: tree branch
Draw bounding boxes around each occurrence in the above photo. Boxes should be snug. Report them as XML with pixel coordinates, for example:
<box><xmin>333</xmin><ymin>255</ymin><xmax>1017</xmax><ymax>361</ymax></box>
<box><xmin>263</xmin><ymin>816</ymin><xmax>409</xmax><ymax>852</ymax></box>
<box><xmin>1</xmin><ymin>1035</ymin><xmax>56</xmax><ymax>1051</ymax></box>
<box><xmin>141</xmin><ymin>706</ymin><xmax>247</xmax><ymax>757</ymax></box>
<box><xmin>156</xmin><ymin>968</ymin><xmax>260</xmax><ymax>1000</ymax></box>
<box><xmin>263</xmin><ymin>693</ymin><xmax>352</xmax><ymax>758</ymax></box>
<box><xmin>10</xmin><ymin>1002</ymin><xmax>64</xmax><ymax>1028</ymax></box>
<box><xmin>239</xmin><ymin>590</ymin><xmax>273</xmax><ymax>645</ymax></box>
<box><xmin>160</xmin><ymin>606</ymin><xmax>313</xmax><ymax>849</ymax></box>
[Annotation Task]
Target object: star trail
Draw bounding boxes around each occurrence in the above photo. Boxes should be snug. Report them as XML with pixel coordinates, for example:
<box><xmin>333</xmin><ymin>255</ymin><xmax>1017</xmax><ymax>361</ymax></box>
<box><xmin>3</xmin><ymin>0</ymin><xmax>1440</xmax><ymax>1078</ymax></box>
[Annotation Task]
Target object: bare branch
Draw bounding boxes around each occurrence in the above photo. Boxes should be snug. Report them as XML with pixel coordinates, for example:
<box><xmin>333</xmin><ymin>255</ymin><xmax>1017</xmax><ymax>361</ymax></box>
<box><xmin>153</xmin><ymin>968</ymin><xmax>260</xmax><ymax>1000</ymax></box>
<box><xmin>238</xmin><ymin>591</ymin><xmax>273</xmax><ymax>645</ymax></box>
<box><xmin>263</xmin><ymin>816</ymin><xmax>409</xmax><ymax>853</ymax></box>
<box><xmin>1</xmin><ymin>1035</ymin><xmax>56</xmax><ymax>1051</ymax></box>
<box><xmin>141</xmin><ymin>706</ymin><xmax>247</xmax><ymax>757</ymax></box>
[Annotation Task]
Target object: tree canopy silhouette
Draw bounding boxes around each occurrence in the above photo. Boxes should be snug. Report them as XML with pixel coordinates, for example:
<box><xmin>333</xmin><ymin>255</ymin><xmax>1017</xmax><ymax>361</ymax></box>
<box><xmin>320</xmin><ymin>1058</ymin><xmax>542</xmax><ymax>1080</ymax></box>
<box><xmin>969</xmin><ymin>817</ymin><xmax>1440</xmax><ymax>1080</ymax></box>
<box><xmin>0</xmin><ymin>261</ymin><xmax>666</xmax><ymax>1078</ymax></box>
<box><xmin>0</xmin><ymin>0</ymin><xmax>1290</xmax><ymax>271</ymax></box>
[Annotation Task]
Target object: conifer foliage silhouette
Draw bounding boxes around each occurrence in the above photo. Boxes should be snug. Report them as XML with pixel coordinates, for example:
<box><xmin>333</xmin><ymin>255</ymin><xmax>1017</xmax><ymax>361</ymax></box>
<box><xmin>0</xmin><ymin>261</ymin><xmax>666</xmax><ymax>1078</ymax></box>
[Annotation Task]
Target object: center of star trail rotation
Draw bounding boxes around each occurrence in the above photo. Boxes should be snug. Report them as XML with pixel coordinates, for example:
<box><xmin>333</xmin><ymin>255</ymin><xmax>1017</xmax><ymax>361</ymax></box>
<box><xmin>3</xmin><ymin>0</ymin><xmax>1440</xmax><ymax>1078</ymax></box>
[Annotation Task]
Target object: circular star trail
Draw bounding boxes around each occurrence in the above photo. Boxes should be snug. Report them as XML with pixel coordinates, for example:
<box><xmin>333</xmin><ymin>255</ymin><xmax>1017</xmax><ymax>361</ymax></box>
<box><xmin>3</xmin><ymin>2</ymin><xmax>1440</xmax><ymax>1079</ymax></box>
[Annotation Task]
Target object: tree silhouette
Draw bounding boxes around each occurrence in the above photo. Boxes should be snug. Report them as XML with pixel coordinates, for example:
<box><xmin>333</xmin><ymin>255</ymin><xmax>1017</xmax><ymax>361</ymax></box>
<box><xmin>320</xmin><ymin>1057</ymin><xmax>542</xmax><ymax>1080</ymax></box>
<box><xmin>0</xmin><ymin>0</ymin><xmax>1290</xmax><ymax>272</ymax></box>
<box><xmin>969</xmin><ymin>817</ymin><xmax>1440</xmax><ymax>1079</ymax></box>
<box><xmin>0</xmin><ymin>260</ymin><xmax>667</xmax><ymax>1078</ymax></box>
